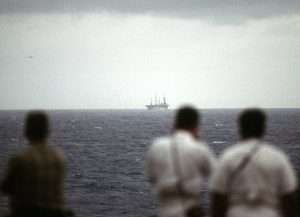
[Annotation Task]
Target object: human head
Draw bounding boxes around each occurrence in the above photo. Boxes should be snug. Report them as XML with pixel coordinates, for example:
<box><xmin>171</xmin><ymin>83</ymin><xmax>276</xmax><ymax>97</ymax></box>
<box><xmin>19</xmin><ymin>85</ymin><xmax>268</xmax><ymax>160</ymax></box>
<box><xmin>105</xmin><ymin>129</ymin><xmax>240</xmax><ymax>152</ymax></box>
<box><xmin>25</xmin><ymin>111</ymin><xmax>49</xmax><ymax>143</ymax></box>
<box><xmin>239</xmin><ymin>108</ymin><xmax>266</xmax><ymax>140</ymax></box>
<box><xmin>174</xmin><ymin>106</ymin><xmax>200</xmax><ymax>136</ymax></box>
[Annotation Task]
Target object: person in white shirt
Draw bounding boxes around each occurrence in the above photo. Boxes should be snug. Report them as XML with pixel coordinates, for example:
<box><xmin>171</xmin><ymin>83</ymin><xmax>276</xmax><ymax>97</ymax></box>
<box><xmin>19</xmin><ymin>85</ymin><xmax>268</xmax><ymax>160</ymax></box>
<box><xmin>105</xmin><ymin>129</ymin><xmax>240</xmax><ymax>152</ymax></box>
<box><xmin>145</xmin><ymin>106</ymin><xmax>216</xmax><ymax>217</ymax></box>
<box><xmin>210</xmin><ymin>108</ymin><xmax>297</xmax><ymax>217</ymax></box>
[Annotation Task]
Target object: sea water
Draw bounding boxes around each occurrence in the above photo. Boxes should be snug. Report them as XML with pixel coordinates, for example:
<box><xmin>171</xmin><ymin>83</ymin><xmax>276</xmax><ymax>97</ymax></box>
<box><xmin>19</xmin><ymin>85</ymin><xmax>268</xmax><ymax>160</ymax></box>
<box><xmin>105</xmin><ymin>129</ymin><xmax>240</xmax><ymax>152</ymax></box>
<box><xmin>0</xmin><ymin>109</ymin><xmax>299</xmax><ymax>217</ymax></box>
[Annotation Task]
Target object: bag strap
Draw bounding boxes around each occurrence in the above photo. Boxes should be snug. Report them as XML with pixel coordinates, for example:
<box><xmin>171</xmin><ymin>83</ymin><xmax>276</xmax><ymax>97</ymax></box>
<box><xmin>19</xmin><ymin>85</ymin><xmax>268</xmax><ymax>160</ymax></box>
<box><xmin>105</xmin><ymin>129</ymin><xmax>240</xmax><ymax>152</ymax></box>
<box><xmin>227</xmin><ymin>142</ymin><xmax>261</xmax><ymax>191</ymax></box>
<box><xmin>170</xmin><ymin>137</ymin><xmax>204</xmax><ymax>217</ymax></box>
<box><xmin>170</xmin><ymin>138</ymin><xmax>185</xmax><ymax>196</ymax></box>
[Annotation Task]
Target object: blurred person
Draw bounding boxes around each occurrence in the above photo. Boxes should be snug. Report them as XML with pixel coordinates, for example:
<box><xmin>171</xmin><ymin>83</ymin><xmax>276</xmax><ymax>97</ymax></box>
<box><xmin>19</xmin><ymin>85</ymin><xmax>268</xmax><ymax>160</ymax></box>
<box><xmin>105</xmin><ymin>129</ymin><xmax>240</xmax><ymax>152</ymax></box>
<box><xmin>1</xmin><ymin>111</ymin><xmax>72</xmax><ymax>217</ymax></box>
<box><xmin>146</xmin><ymin>106</ymin><xmax>216</xmax><ymax>217</ymax></box>
<box><xmin>210</xmin><ymin>108</ymin><xmax>297</xmax><ymax>217</ymax></box>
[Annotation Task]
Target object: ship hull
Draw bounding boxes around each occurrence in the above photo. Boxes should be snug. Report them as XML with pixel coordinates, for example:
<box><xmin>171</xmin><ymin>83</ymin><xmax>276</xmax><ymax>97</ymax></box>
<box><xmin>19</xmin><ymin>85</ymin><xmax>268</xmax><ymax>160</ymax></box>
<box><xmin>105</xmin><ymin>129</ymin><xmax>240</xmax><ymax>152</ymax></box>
<box><xmin>146</xmin><ymin>105</ymin><xmax>169</xmax><ymax>110</ymax></box>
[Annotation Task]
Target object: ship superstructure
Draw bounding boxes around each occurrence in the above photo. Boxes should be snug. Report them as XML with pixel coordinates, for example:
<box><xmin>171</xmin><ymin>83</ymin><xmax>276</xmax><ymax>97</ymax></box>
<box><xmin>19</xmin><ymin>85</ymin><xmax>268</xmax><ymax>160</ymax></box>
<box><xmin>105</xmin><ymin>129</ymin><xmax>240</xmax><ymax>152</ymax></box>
<box><xmin>146</xmin><ymin>97</ymin><xmax>169</xmax><ymax>110</ymax></box>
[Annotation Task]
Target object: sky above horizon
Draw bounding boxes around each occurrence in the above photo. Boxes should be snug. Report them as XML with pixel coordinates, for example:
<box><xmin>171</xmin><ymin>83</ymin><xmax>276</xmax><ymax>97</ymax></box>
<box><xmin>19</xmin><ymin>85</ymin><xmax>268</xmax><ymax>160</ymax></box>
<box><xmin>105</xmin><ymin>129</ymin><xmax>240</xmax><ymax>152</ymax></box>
<box><xmin>0</xmin><ymin>1</ymin><xmax>300</xmax><ymax>109</ymax></box>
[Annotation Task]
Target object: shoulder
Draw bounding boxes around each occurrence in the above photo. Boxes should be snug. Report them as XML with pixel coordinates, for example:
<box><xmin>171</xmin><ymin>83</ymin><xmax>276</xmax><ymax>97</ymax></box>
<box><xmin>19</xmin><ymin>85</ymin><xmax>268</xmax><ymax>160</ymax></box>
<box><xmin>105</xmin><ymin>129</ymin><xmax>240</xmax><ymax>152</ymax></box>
<box><xmin>261</xmin><ymin>143</ymin><xmax>293</xmax><ymax>166</ymax></box>
<box><xmin>8</xmin><ymin>154</ymin><xmax>23</xmax><ymax>166</ymax></box>
<box><xmin>13</xmin><ymin>148</ymin><xmax>32</xmax><ymax>162</ymax></box>
<box><xmin>262</xmin><ymin>143</ymin><xmax>297</xmax><ymax>192</ymax></box>
<box><xmin>49</xmin><ymin>145</ymin><xmax>66</xmax><ymax>162</ymax></box>
<box><xmin>186</xmin><ymin>141</ymin><xmax>216</xmax><ymax>173</ymax></box>
<box><xmin>261</xmin><ymin>143</ymin><xmax>287</xmax><ymax>156</ymax></box>
<box><xmin>220</xmin><ymin>143</ymin><xmax>246</xmax><ymax>163</ymax></box>
<box><xmin>152</xmin><ymin>136</ymin><xmax>170</xmax><ymax>147</ymax></box>
<box><xmin>6</xmin><ymin>151</ymin><xmax>30</xmax><ymax>172</ymax></box>
<box><xmin>145</xmin><ymin>136</ymin><xmax>170</xmax><ymax>172</ymax></box>
<box><xmin>221</xmin><ymin>141</ymin><xmax>292</xmax><ymax>167</ymax></box>
<box><xmin>148</xmin><ymin>136</ymin><xmax>170</xmax><ymax>152</ymax></box>
<box><xmin>196</xmin><ymin>141</ymin><xmax>212</xmax><ymax>151</ymax></box>
<box><xmin>191</xmin><ymin>141</ymin><xmax>214</xmax><ymax>157</ymax></box>
<box><xmin>194</xmin><ymin>141</ymin><xmax>217</xmax><ymax>169</ymax></box>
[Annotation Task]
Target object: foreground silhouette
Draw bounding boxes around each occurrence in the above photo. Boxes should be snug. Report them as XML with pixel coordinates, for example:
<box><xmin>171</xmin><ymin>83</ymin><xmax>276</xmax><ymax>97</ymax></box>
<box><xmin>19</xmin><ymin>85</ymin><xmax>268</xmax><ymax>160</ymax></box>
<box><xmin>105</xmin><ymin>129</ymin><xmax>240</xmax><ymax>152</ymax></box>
<box><xmin>1</xmin><ymin>111</ymin><xmax>73</xmax><ymax>217</ymax></box>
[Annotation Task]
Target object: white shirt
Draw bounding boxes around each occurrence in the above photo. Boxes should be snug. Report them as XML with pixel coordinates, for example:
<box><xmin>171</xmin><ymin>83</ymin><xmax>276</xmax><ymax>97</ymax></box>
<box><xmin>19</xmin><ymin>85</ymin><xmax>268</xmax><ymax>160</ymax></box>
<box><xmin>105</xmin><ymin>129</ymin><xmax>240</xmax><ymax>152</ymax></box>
<box><xmin>210</xmin><ymin>139</ymin><xmax>297</xmax><ymax>217</ymax></box>
<box><xmin>145</xmin><ymin>130</ymin><xmax>216</xmax><ymax>217</ymax></box>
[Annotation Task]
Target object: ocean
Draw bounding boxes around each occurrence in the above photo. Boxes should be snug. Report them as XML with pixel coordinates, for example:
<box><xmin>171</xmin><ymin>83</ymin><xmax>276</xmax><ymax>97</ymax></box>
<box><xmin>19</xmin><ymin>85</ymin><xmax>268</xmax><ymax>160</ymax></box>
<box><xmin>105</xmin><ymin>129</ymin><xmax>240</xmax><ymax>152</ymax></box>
<box><xmin>0</xmin><ymin>109</ymin><xmax>300</xmax><ymax>217</ymax></box>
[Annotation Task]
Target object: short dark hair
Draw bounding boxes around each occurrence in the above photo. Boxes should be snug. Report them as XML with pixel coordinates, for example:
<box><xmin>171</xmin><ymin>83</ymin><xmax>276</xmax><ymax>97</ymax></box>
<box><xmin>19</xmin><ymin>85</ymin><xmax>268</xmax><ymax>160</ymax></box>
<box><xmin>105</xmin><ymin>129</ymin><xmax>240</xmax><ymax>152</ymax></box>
<box><xmin>25</xmin><ymin>111</ymin><xmax>49</xmax><ymax>142</ymax></box>
<box><xmin>175</xmin><ymin>106</ymin><xmax>200</xmax><ymax>130</ymax></box>
<box><xmin>239</xmin><ymin>108</ymin><xmax>266</xmax><ymax>139</ymax></box>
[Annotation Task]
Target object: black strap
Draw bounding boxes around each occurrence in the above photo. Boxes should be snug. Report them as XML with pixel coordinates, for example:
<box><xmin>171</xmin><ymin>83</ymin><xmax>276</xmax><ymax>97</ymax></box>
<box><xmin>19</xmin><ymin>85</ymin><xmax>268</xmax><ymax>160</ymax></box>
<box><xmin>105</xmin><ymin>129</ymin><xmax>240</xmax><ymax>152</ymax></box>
<box><xmin>170</xmin><ymin>139</ymin><xmax>204</xmax><ymax>217</ymax></box>
<box><xmin>170</xmin><ymin>139</ymin><xmax>185</xmax><ymax>196</ymax></box>
<box><xmin>227</xmin><ymin>142</ymin><xmax>261</xmax><ymax>191</ymax></box>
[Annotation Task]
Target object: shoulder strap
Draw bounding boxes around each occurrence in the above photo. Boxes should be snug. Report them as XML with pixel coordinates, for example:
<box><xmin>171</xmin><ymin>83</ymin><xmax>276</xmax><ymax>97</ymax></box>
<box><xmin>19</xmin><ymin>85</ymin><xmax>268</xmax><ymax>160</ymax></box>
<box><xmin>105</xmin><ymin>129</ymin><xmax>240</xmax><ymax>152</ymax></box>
<box><xmin>227</xmin><ymin>142</ymin><xmax>261</xmax><ymax>191</ymax></box>
<box><xmin>170</xmin><ymin>139</ymin><xmax>185</xmax><ymax>195</ymax></box>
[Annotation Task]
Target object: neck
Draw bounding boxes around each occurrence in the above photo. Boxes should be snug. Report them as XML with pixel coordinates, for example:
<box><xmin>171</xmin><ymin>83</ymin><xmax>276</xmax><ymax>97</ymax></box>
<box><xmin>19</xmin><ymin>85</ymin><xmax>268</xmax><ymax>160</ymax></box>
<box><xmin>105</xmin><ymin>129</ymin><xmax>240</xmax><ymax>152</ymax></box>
<box><xmin>175</xmin><ymin>128</ymin><xmax>199</xmax><ymax>139</ymax></box>
<box><xmin>241</xmin><ymin>136</ymin><xmax>261</xmax><ymax>141</ymax></box>
<box><xmin>30</xmin><ymin>139</ymin><xmax>47</xmax><ymax>146</ymax></box>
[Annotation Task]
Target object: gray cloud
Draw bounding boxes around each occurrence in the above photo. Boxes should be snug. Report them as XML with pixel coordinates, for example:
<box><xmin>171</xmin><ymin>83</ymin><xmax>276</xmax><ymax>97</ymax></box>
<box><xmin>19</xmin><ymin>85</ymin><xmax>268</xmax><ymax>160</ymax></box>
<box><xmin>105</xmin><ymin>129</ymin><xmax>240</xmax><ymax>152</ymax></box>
<box><xmin>0</xmin><ymin>0</ymin><xmax>300</xmax><ymax>22</ymax></box>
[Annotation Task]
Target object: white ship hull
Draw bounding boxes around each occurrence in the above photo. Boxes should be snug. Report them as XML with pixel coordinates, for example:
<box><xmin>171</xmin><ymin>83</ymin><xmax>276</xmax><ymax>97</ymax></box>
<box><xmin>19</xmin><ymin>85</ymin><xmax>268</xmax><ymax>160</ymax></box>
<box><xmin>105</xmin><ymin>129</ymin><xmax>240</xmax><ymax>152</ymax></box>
<box><xmin>146</xmin><ymin>105</ymin><xmax>169</xmax><ymax>110</ymax></box>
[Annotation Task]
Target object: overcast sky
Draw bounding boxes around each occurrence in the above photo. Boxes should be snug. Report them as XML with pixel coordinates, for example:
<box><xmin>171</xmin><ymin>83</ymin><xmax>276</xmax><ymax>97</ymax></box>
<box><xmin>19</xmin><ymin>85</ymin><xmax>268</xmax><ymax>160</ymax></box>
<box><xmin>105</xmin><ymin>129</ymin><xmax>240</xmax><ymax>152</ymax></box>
<box><xmin>0</xmin><ymin>1</ymin><xmax>300</xmax><ymax>109</ymax></box>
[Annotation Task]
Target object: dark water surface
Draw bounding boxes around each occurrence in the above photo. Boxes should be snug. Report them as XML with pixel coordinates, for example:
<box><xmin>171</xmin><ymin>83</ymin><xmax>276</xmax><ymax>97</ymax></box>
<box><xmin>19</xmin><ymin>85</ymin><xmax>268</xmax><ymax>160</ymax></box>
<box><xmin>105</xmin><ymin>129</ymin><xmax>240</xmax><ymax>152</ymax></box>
<box><xmin>0</xmin><ymin>109</ymin><xmax>300</xmax><ymax>217</ymax></box>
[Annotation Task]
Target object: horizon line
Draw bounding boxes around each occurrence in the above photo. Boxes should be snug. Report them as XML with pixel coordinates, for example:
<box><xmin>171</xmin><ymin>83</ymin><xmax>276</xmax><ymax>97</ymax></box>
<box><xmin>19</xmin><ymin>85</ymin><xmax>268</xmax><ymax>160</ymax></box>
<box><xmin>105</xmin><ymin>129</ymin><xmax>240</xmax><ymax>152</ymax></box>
<box><xmin>0</xmin><ymin>107</ymin><xmax>300</xmax><ymax>112</ymax></box>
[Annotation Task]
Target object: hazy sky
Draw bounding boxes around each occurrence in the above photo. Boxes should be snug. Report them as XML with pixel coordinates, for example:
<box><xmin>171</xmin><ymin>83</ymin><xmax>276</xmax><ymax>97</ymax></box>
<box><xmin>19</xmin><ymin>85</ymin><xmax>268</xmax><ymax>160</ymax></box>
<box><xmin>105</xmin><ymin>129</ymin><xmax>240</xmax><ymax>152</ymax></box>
<box><xmin>0</xmin><ymin>1</ymin><xmax>300</xmax><ymax>109</ymax></box>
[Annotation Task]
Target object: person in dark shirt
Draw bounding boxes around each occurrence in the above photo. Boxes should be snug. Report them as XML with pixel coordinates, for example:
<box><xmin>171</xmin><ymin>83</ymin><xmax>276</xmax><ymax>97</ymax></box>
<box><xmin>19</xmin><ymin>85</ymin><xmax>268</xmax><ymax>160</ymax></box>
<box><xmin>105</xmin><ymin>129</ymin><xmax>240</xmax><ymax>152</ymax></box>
<box><xmin>1</xmin><ymin>111</ymin><xmax>72</xmax><ymax>217</ymax></box>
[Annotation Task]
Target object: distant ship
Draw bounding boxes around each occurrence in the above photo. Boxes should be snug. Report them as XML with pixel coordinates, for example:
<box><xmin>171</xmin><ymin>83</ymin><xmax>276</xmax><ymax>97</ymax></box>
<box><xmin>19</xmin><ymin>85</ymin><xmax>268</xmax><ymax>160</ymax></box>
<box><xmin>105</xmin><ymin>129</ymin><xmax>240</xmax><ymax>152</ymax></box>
<box><xmin>146</xmin><ymin>97</ymin><xmax>169</xmax><ymax>110</ymax></box>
